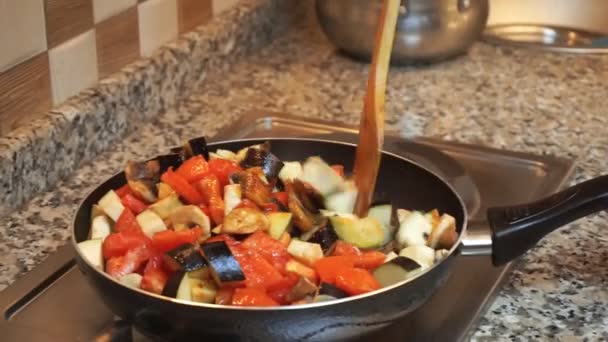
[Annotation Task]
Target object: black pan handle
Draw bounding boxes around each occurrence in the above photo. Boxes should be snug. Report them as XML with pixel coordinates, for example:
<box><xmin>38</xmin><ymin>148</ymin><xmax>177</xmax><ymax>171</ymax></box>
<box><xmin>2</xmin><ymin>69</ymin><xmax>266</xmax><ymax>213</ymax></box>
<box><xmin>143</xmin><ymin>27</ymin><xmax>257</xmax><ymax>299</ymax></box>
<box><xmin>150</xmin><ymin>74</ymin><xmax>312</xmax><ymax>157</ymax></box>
<box><xmin>487</xmin><ymin>175</ymin><xmax>608</xmax><ymax>266</ymax></box>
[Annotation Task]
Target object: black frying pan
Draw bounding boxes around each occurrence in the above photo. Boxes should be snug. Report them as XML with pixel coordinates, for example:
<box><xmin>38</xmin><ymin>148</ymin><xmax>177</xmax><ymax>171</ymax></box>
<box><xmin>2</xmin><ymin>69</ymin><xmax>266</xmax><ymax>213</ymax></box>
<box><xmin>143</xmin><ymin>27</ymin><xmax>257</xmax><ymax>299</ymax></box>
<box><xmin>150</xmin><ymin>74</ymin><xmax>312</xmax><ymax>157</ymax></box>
<box><xmin>72</xmin><ymin>138</ymin><xmax>607</xmax><ymax>341</ymax></box>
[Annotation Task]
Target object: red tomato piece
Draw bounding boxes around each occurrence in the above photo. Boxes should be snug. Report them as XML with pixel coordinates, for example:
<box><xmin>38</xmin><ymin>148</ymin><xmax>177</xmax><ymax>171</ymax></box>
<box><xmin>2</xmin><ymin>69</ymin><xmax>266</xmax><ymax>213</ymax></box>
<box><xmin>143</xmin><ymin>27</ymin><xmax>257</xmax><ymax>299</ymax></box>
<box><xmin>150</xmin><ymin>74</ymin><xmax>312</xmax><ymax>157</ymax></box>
<box><xmin>115</xmin><ymin>184</ymin><xmax>134</xmax><ymax>198</ymax></box>
<box><xmin>151</xmin><ymin>227</ymin><xmax>203</xmax><ymax>253</ymax></box>
<box><xmin>354</xmin><ymin>251</ymin><xmax>387</xmax><ymax>270</ymax></box>
<box><xmin>332</xmin><ymin>241</ymin><xmax>362</xmax><ymax>257</ymax></box>
<box><xmin>330</xmin><ymin>164</ymin><xmax>345</xmax><ymax>177</ymax></box>
<box><xmin>271</xmin><ymin>192</ymin><xmax>288</xmax><ymax>207</ymax></box>
<box><xmin>102</xmin><ymin>230</ymin><xmax>150</xmax><ymax>259</ymax></box>
<box><xmin>266</xmin><ymin>273</ymin><xmax>299</xmax><ymax>305</ymax></box>
<box><xmin>232</xmin><ymin>288</ymin><xmax>278</xmax><ymax>307</ymax></box>
<box><xmin>229</xmin><ymin>244</ymin><xmax>284</xmax><ymax>289</ymax></box>
<box><xmin>235</xmin><ymin>199</ymin><xmax>259</xmax><ymax>210</ymax></box>
<box><xmin>215</xmin><ymin>287</ymin><xmax>235</xmax><ymax>305</ymax></box>
<box><xmin>313</xmin><ymin>256</ymin><xmax>355</xmax><ymax>284</ymax></box>
<box><xmin>334</xmin><ymin>268</ymin><xmax>380</xmax><ymax>296</ymax></box>
<box><xmin>160</xmin><ymin>168</ymin><xmax>204</xmax><ymax>204</ymax></box>
<box><xmin>207</xmin><ymin>159</ymin><xmax>242</xmax><ymax>187</ymax></box>
<box><xmin>241</xmin><ymin>231</ymin><xmax>291</xmax><ymax>272</ymax></box>
<box><xmin>176</xmin><ymin>155</ymin><xmax>209</xmax><ymax>183</ymax></box>
<box><xmin>205</xmin><ymin>234</ymin><xmax>238</xmax><ymax>246</ymax></box>
<box><xmin>140</xmin><ymin>258</ymin><xmax>169</xmax><ymax>295</ymax></box>
<box><xmin>105</xmin><ymin>244</ymin><xmax>151</xmax><ymax>278</ymax></box>
<box><xmin>120</xmin><ymin>194</ymin><xmax>148</xmax><ymax>215</ymax></box>
<box><xmin>114</xmin><ymin>208</ymin><xmax>141</xmax><ymax>233</ymax></box>
<box><xmin>195</xmin><ymin>174</ymin><xmax>225</xmax><ymax>225</ymax></box>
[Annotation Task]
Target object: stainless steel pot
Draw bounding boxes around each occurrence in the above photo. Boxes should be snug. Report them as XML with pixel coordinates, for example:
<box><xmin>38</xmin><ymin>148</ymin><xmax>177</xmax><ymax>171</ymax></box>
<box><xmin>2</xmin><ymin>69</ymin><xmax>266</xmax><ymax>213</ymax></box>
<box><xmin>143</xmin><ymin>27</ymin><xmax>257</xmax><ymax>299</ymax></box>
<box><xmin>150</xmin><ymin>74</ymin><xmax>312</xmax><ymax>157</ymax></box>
<box><xmin>316</xmin><ymin>0</ymin><xmax>489</xmax><ymax>64</ymax></box>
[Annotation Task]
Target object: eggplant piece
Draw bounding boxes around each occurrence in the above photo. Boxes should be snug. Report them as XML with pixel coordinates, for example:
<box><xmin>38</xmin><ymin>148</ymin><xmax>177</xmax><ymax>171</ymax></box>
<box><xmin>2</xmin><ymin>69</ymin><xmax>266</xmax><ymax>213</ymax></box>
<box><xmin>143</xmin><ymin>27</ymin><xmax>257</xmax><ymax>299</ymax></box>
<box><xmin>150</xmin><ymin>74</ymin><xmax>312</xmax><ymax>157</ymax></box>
<box><xmin>300</xmin><ymin>224</ymin><xmax>338</xmax><ymax>255</ymax></box>
<box><xmin>184</xmin><ymin>137</ymin><xmax>209</xmax><ymax>159</ymax></box>
<box><xmin>201</xmin><ymin>241</ymin><xmax>246</xmax><ymax>285</ymax></box>
<box><xmin>285</xmin><ymin>181</ymin><xmax>327</xmax><ymax>232</ymax></box>
<box><xmin>163</xmin><ymin>243</ymin><xmax>208</xmax><ymax>272</ymax></box>
<box><xmin>372</xmin><ymin>256</ymin><xmax>422</xmax><ymax>287</ymax></box>
<box><xmin>292</xmin><ymin>180</ymin><xmax>324</xmax><ymax>213</ymax></box>
<box><xmin>240</xmin><ymin>148</ymin><xmax>284</xmax><ymax>181</ymax></box>
<box><xmin>286</xmin><ymin>277</ymin><xmax>318</xmax><ymax>302</ymax></box>
<box><xmin>318</xmin><ymin>283</ymin><xmax>348</xmax><ymax>299</ymax></box>
<box><xmin>124</xmin><ymin>160</ymin><xmax>160</xmax><ymax>202</ymax></box>
<box><xmin>155</xmin><ymin>153</ymin><xmax>184</xmax><ymax>173</ymax></box>
<box><xmin>162</xmin><ymin>271</ymin><xmax>186</xmax><ymax>298</ymax></box>
<box><xmin>231</xmin><ymin>171</ymin><xmax>272</xmax><ymax>207</ymax></box>
<box><xmin>368</xmin><ymin>203</ymin><xmax>399</xmax><ymax>245</ymax></box>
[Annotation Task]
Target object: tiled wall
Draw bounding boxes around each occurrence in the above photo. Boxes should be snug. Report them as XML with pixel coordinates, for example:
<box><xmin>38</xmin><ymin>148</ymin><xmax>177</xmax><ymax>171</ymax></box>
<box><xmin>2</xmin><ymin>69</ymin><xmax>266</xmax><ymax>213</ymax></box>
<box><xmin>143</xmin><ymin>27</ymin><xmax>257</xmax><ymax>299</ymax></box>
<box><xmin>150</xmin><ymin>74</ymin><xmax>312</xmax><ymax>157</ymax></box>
<box><xmin>0</xmin><ymin>0</ymin><xmax>240</xmax><ymax>136</ymax></box>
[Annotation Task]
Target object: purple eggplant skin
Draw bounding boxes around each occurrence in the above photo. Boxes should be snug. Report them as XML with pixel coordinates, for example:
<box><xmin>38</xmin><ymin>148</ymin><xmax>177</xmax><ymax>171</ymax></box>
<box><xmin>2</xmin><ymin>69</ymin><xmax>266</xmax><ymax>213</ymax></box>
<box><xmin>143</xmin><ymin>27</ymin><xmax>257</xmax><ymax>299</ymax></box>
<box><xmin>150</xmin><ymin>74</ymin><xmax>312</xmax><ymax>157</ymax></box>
<box><xmin>303</xmin><ymin>224</ymin><xmax>338</xmax><ymax>255</ymax></box>
<box><xmin>163</xmin><ymin>243</ymin><xmax>208</xmax><ymax>272</ymax></box>
<box><xmin>154</xmin><ymin>153</ymin><xmax>184</xmax><ymax>173</ymax></box>
<box><xmin>201</xmin><ymin>241</ymin><xmax>245</xmax><ymax>284</ymax></box>
<box><xmin>318</xmin><ymin>283</ymin><xmax>349</xmax><ymax>299</ymax></box>
<box><xmin>241</xmin><ymin>148</ymin><xmax>285</xmax><ymax>181</ymax></box>
<box><xmin>185</xmin><ymin>137</ymin><xmax>210</xmax><ymax>160</ymax></box>
<box><xmin>162</xmin><ymin>271</ymin><xmax>186</xmax><ymax>298</ymax></box>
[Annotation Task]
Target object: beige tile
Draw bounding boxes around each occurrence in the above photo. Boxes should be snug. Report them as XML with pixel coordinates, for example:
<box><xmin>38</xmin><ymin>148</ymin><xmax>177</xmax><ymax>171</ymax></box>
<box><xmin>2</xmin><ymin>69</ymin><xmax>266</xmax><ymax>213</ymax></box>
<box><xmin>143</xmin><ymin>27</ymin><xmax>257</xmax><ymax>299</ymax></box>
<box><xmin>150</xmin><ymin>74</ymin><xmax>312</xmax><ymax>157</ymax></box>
<box><xmin>96</xmin><ymin>7</ymin><xmax>140</xmax><ymax>77</ymax></box>
<box><xmin>0</xmin><ymin>53</ymin><xmax>52</xmax><ymax>135</ymax></box>
<box><xmin>44</xmin><ymin>0</ymin><xmax>94</xmax><ymax>48</ymax></box>
<box><xmin>92</xmin><ymin>0</ymin><xmax>137</xmax><ymax>23</ymax></box>
<box><xmin>178</xmin><ymin>0</ymin><xmax>212</xmax><ymax>33</ymax></box>
<box><xmin>0</xmin><ymin>0</ymin><xmax>47</xmax><ymax>72</ymax></box>
<box><xmin>48</xmin><ymin>30</ymin><xmax>98</xmax><ymax>104</ymax></box>
<box><xmin>137</xmin><ymin>0</ymin><xmax>178</xmax><ymax>57</ymax></box>
<box><xmin>212</xmin><ymin>0</ymin><xmax>239</xmax><ymax>15</ymax></box>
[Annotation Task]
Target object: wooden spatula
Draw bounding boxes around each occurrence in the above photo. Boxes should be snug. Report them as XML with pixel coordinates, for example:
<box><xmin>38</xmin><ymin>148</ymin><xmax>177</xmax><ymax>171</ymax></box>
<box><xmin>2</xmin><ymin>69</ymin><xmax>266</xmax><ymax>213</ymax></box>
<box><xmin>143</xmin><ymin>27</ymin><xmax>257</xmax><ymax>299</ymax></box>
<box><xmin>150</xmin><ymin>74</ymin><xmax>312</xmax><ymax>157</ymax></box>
<box><xmin>353</xmin><ymin>0</ymin><xmax>400</xmax><ymax>217</ymax></box>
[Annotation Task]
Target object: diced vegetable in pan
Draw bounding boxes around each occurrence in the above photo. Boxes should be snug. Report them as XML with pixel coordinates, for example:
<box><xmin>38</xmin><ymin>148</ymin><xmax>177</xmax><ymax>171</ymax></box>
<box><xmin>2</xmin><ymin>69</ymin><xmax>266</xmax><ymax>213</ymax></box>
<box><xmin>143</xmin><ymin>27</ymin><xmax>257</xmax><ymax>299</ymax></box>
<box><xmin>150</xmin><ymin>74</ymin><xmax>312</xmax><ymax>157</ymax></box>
<box><xmin>91</xmin><ymin>139</ymin><xmax>459</xmax><ymax>306</ymax></box>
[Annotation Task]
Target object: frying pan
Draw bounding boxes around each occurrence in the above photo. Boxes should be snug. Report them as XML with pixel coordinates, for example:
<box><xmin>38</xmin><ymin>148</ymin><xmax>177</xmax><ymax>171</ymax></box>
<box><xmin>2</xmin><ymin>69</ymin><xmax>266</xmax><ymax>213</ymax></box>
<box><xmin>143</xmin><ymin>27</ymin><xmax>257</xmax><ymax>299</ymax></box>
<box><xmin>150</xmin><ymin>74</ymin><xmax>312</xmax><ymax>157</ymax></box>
<box><xmin>72</xmin><ymin>138</ymin><xmax>607</xmax><ymax>341</ymax></box>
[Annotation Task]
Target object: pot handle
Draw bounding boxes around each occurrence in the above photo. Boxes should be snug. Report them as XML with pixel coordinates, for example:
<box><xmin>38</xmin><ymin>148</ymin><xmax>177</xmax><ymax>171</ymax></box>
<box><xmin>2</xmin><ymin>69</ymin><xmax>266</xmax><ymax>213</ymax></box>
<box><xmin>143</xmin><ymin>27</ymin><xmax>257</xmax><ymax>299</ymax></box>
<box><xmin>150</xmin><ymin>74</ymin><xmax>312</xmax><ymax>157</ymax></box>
<box><xmin>488</xmin><ymin>175</ymin><xmax>608</xmax><ymax>266</ymax></box>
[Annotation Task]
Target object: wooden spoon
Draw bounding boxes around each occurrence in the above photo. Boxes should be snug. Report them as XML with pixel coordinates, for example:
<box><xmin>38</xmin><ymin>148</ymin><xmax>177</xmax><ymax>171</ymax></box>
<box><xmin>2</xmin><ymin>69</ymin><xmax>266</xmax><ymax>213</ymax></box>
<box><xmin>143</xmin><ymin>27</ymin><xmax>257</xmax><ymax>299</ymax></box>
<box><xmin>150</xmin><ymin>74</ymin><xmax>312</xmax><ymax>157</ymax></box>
<box><xmin>353</xmin><ymin>0</ymin><xmax>401</xmax><ymax>217</ymax></box>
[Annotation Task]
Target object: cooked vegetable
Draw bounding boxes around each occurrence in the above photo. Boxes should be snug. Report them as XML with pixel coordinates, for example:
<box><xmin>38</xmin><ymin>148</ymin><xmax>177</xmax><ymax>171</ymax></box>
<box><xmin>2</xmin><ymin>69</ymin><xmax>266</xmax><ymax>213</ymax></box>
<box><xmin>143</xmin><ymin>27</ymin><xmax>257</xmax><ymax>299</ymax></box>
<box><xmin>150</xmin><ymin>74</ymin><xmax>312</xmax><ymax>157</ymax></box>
<box><xmin>77</xmin><ymin>239</ymin><xmax>103</xmax><ymax>269</ymax></box>
<box><xmin>151</xmin><ymin>227</ymin><xmax>204</xmax><ymax>254</ymax></box>
<box><xmin>223</xmin><ymin>184</ymin><xmax>242</xmax><ymax>215</ymax></box>
<box><xmin>285</xmin><ymin>181</ymin><xmax>327</xmax><ymax>232</ymax></box>
<box><xmin>368</xmin><ymin>203</ymin><xmax>398</xmax><ymax>245</ymax></box>
<box><xmin>427</xmin><ymin>213</ymin><xmax>458</xmax><ymax>249</ymax></box>
<box><xmin>201</xmin><ymin>241</ymin><xmax>246</xmax><ymax>284</ymax></box>
<box><xmin>399</xmin><ymin>245</ymin><xmax>435</xmax><ymax>268</ymax></box>
<box><xmin>196</xmin><ymin>174</ymin><xmax>225</xmax><ymax>224</ymax></box>
<box><xmin>285</xmin><ymin>259</ymin><xmax>318</xmax><ymax>283</ymax></box>
<box><xmin>118</xmin><ymin>273</ymin><xmax>143</xmax><ymax>288</ymax></box>
<box><xmin>267</xmin><ymin>212</ymin><xmax>293</xmax><ymax>239</ymax></box>
<box><xmin>114</xmin><ymin>208</ymin><xmax>141</xmax><ymax>232</ymax></box>
<box><xmin>329</xmin><ymin>215</ymin><xmax>385</xmax><ymax>249</ymax></box>
<box><xmin>125</xmin><ymin>160</ymin><xmax>160</xmax><ymax>202</ymax></box>
<box><xmin>318</xmin><ymin>282</ymin><xmax>349</xmax><ymax>299</ymax></box>
<box><xmin>191</xmin><ymin>278</ymin><xmax>218</xmax><ymax>303</ymax></box>
<box><xmin>384</xmin><ymin>251</ymin><xmax>399</xmax><ymax>262</ymax></box>
<box><xmin>157</xmin><ymin>182</ymin><xmax>175</xmax><ymax>199</ymax></box>
<box><xmin>299</xmin><ymin>157</ymin><xmax>345</xmax><ymax>196</ymax></box>
<box><xmin>232</xmin><ymin>288</ymin><xmax>278</xmax><ymax>307</ymax></box>
<box><xmin>163</xmin><ymin>243</ymin><xmax>208</xmax><ymax>272</ymax></box>
<box><xmin>176</xmin><ymin>155</ymin><xmax>209</xmax><ymax>183</ymax></box>
<box><xmin>98</xmin><ymin>190</ymin><xmax>125</xmax><ymax>221</ymax></box>
<box><xmin>168</xmin><ymin>205</ymin><xmax>211</xmax><ymax>235</ymax></box>
<box><xmin>372</xmin><ymin>256</ymin><xmax>422</xmax><ymax>287</ymax></box>
<box><xmin>148</xmin><ymin>194</ymin><xmax>183</xmax><ymax>219</ymax></box>
<box><xmin>286</xmin><ymin>277</ymin><xmax>318</xmax><ymax>302</ymax></box>
<box><xmin>184</xmin><ymin>136</ymin><xmax>209</xmax><ymax>159</ymax></box>
<box><xmin>435</xmin><ymin>249</ymin><xmax>450</xmax><ymax>261</ymax></box>
<box><xmin>278</xmin><ymin>161</ymin><xmax>302</xmax><ymax>182</ymax></box>
<box><xmin>162</xmin><ymin>271</ymin><xmax>187</xmax><ymax>298</ymax></box>
<box><xmin>300</xmin><ymin>224</ymin><xmax>338</xmax><ymax>255</ymax></box>
<box><xmin>222</xmin><ymin>207</ymin><xmax>269</xmax><ymax>234</ymax></box>
<box><xmin>161</xmin><ymin>168</ymin><xmax>204</xmax><ymax>205</ymax></box>
<box><xmin>395</xmin><ymin>211</ymin><xmax>432</xmax><ymax>248</ymax></box>
<box><xmin>231</xmin><ymin>171</ymin><xmax>272</xmax><ymax>206</ymax></box>
<box><xmin>334</xmin><ymin>268</ymin><xmax>380</xmax><ymax>295</ymax></box>
<box><xmin>155</xmin><ymin>153</ymin><xmax>184</xmax><ymax>173</ymax></box>
<box><xmin>324</xmin><ymin>184</ymin><xmax>358</xmax><ymax>214</ymax></box>
<box><xmin>90</xmin><ymin>215</ymin><xmax>112</xmax><ymax>240</ymax></box>
<box><xmin>240</xmin><ymin>147</ymin><xmax>284</xmax><ymax>181</ymax></box>
<box><xmin>287</xmin><ymin>239</ymin><xmax>324</xmax><ymax>267</ymax></box>
<box><xmin>136</xmin><ymin>209</ymin><xmax>167</xmax><ymax>238</ymax></box>
<box><xmin>210</xmin><ymin>149</ymin><xmax>237</xmax><ymax>161</ymax></box>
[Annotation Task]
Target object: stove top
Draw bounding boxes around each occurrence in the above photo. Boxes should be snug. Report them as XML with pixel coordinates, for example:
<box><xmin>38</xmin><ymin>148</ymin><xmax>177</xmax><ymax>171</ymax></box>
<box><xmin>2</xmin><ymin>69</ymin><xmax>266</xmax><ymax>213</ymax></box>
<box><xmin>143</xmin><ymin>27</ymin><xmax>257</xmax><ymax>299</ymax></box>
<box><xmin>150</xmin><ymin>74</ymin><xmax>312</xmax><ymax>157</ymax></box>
<box><xmin>0</xmin><ymin>111</ymin><xmax>575</xmax><ymax>341</ymax></box>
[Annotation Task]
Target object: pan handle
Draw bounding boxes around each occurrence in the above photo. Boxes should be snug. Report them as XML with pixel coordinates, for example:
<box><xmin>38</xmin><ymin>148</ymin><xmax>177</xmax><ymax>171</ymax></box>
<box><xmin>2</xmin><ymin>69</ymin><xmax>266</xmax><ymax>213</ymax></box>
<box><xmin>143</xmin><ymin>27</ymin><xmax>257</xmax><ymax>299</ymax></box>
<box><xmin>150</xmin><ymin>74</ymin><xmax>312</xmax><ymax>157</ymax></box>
<box><xmin>487</xmin><ymin>175</ymin><xmax>608</xmax><ymax>266</ymax></box>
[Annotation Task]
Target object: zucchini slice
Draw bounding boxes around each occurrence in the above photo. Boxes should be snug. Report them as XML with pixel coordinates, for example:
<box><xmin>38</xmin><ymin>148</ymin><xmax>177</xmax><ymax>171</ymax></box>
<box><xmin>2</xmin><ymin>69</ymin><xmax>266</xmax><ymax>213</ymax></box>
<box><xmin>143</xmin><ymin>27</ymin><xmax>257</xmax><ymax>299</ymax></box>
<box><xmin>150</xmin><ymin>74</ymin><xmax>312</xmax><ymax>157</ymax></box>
<box><xmin>77</xmin><ymin>239</ymin><xmax>103</xmax><ymax>269</ymax></box>
<box><xmin>119</xmin><ymin>273</ymin><xmax>143</xmax><ymax>288</ymax></box>
<box><xmin>329</xmin><ymin>215</ymin><xmax>384</xmax><ymax>249</ymax></box>
<box><xmin>368</xmin><ymin>203</ymin><xmax>399</xmax><ymax>245</ymax></box>
<box><xmin>372</xmin><ymin>256</ymin><xmax>422</xmax><ymax>287</ymax></box>
<box><xmin>98</xmin><ymin>190</ymin><xmax>125</xmax><ymax>221</ymax></box>
<box><xmin>268</xmin><ymin>212</ymin><xmax>293</xmax><ymax>239</ymax></box>
<box><xmin>90</xmin><ymin>215</ymin><xmax>112</xmax><ymax>240</ymax></box>
<box><xmin>136</xmin><ymin>209</ymin><xmax>167</xmax><ymax>238</ymax></box>
<box><xmin>201</xmin><ymin>241</ymin><xmax>245</xmax><ymax>285</ymax></box>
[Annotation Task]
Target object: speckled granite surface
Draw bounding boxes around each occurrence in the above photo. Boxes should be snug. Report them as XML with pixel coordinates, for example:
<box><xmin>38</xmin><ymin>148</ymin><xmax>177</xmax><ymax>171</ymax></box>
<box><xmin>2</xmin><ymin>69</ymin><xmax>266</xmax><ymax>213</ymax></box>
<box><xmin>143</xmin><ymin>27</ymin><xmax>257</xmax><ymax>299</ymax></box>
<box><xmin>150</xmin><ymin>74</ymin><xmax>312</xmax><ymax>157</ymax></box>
<box><xmin>2</xmin><ymin>1</ymin><xmax>608</xmax><ymax>341</ymax></box>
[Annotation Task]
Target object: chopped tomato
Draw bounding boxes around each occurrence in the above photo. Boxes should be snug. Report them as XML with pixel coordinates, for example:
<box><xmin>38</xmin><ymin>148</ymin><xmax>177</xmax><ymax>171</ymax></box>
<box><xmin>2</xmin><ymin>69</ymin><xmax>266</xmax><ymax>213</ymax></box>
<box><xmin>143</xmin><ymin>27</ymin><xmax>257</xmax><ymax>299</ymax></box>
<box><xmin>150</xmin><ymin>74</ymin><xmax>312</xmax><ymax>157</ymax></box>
<box><xmin>207</xmin><ymin>159</ymin><xmax>242</xmax><ymax>187</ymax></box>
<box><xmin>313</xmin><ymin>256</ymin><xmax>355</xmax><ymax>284</ymax></box>
<box><xmin>160</xmin><ymin>168</ymin><xmax>204</xmax><ymax>204</ymax></box>
<box><xmin>215</xmin><ymin>287</ymin><xmax>235</xmax><ymax>305</ymax></box>
<box><xmin>195</xmin><ymin>174</ymin><xmax>225</xmax><ymax>225</ymax></box>
<box><xmin>114</xmin><ymin>208</ymin><xmax>141</xmax><ymax>233</ymax></box>
<box><xmin>354</xmin><ymin>250</ymin><xmax>386</xmax><ymax>270</ymax></box>
<box><xmin>232</xmin><ymin>288</ymin><xmax>278</xmax><ymax>307</ymax></box>
<box><xmin>242</xmin><ymin>231</ymin><xmax>291</xmax><ymax>272</ymax></box>
<box><xmin>332</xmin><ymin>241</ymin><xmax>362</xmax><ymax>257</ymax></box>
<box><xmin>115</xmin><ymin>184</ymin><xmax>134</xmax><ymax>198</ymax></box>
<box><xmin>235</xmin><ymin>199</ymin><xmax>259</xmax><ymax>210</ymax></box>
<box><xmin>105</xmin><ymin>244</ymin><xmax>151</xmax><ymax>278</ymax></box>
<box><xmin>334</xmin><ymin>268</ymin><xmax>380</xmax><ymax>296</ymax></box>
<box><xmin>230</xmin><ymin>244</ymin><xmax>284</xmax><ymax>289</ymax></box>
<box><xmin>176</xmin><ymin>155</ymin><xmax>209</xmax><ymax>183</ymax></box>
<box><xmin>261</xmin><ymin>202</ymin><xmax>279</xmax><ymax>213</ymax></box>
<box><xmin>205</xmin><ymin>234</ymin><xmax>238</xmax><ymax>246</ymax></box>
<box><xmin>102</xmin><ymin>230</ymin><xmax>150</xmax><ymax>259</ymax></box>
<box><xmin>330</xmin><ymin>164</ymin><xmax>345</xmax><ymax>177</ymax></box>
<box><xmin>140</xmin><ymin>258</ymin><xmax>169</xmax><ymax>295</ymax></box>
<box><xmin>271</xmin><ymin>192</ymin><xmax>288</xmax><ymax>207</ymax></box>
<box><xmin>266</xmin><ymin>273</ymin><xmax>299</xmax><ymax>304</ymax></box>
<box><xmin>151</xmin><ymin>227</ymin><xmax>203</xmax><ymax>253</ymax></box>
<box><xmin>120</xmin><ymin>193</ymin><xmax>148</xmax><ymax>215</ymax></box>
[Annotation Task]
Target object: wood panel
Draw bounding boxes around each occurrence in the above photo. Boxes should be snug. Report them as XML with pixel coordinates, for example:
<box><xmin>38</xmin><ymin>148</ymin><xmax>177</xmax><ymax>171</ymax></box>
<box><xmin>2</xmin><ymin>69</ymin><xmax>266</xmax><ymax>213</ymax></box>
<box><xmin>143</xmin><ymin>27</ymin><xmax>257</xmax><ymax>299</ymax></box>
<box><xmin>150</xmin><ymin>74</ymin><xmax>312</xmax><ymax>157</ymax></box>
<box><xmin>178</xmin><ymin>0</ymin><xmax>212</xmax><ymax>33</ymax></box>
<box><xmin>0</xmin><ymin>53</ymin><xmax>52</xmax><ymax>135</ymax></box>
<box><xmin>96</xmin><ymin>7</ymin><xmax>140</xmax><ymax>77</ymax></box>
<box><xmin>44</xmin><ymin>0</ymin><xmax>94</xmax><ymax>48</ymax></box>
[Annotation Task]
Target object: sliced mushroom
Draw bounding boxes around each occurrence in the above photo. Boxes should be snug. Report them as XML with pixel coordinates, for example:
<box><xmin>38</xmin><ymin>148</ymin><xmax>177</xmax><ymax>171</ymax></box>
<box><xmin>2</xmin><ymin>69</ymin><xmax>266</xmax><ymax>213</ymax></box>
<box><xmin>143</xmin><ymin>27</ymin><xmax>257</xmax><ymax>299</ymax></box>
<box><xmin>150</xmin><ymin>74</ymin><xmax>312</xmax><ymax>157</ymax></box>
<box><xmin>168</xmin><ymin>205</ymin><xmax>211</xmax><ymax>240</ymax></box>
<box><xmin>231</xmin><ymin>171</ymin><xmax>272</xmax><ymax>207</ymax></box>
<box><xmin>125</xmin><ymin>160</ymin><xmax>160</xmax><ymax>202</ymax></box>
<box><xmin>222</xmin><ymin>208</ymin><xmax>269</xmax><ymax>234</ymax></box>
<box><xmin>285</xmin><ymin>181</ymin><xmax>327</xmax><ymax>232</ymax></box>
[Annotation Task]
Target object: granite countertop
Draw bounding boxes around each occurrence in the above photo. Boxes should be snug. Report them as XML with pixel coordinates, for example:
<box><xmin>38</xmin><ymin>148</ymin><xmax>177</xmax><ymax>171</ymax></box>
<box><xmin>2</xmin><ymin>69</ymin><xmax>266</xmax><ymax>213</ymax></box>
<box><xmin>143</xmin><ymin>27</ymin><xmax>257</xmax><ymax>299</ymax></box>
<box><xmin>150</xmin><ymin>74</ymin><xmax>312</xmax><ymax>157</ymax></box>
<box><xmin>1</xmin><ymin>1</ymin><xmax>607</xmax><ymax>340</ymax></box>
